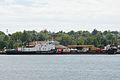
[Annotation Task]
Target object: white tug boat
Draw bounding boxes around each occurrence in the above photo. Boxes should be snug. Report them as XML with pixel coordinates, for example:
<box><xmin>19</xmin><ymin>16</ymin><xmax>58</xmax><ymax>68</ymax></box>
<box><xmin>6</xmin><ymin>41</ymin><xmax>56</xmax><ymax>54</ymax></box>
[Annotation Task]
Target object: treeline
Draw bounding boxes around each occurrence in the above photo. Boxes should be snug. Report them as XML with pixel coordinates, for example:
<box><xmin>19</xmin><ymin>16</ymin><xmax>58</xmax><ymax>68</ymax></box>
<box><xmin>0</xmin><ymin>29</ymin><xmax>120</xmax><ymax>49</ymax></box>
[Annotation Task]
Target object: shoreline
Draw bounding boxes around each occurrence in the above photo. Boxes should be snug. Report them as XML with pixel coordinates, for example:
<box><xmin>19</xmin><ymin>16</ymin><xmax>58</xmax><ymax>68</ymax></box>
<box><xmin>0</xmin><ymin>50</ymin><xmax>119</xmax><ymax>55</ymax></box>
<box><xmin>2</xmin><ymin>53</ymin><xmax>119</xmax><ymax>55</ymax></box>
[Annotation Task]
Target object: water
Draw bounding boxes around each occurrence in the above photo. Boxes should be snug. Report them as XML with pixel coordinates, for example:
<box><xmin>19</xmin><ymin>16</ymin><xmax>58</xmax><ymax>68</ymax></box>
<box><xmin>0</xmin><ymin>55</ymin><xmax>120</xmax><ymax>80</ymax></box>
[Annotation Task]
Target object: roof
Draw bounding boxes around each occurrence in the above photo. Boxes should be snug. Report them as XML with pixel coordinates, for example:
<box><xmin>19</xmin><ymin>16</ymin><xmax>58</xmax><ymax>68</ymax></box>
<box><xmin>55</xmin><ymin>45</ymin><xmax>68</xmax><ymax>49</ymax></box>
<box><xmin>28</xmin><ymin>41</ymin><xmax>48</xmax><ymax>46</ymax></box>
<box><xmin>68</xmin><ymin>45</ymin><xmax>95</xmax><ymax>48</ymax></box>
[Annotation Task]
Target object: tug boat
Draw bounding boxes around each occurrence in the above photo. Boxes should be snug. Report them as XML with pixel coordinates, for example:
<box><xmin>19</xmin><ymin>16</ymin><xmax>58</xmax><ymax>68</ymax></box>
<box><xmin>6</xmin><ymin>41</ymin><xmax>56</xmax><ymax>54</ymax></box>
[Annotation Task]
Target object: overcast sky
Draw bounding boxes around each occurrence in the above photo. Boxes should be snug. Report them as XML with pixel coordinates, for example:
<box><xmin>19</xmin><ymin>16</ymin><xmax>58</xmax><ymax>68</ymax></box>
<box><xmin>0</xmin><ymin>0</ymin><xmax>120</xmax><ymax>33</ymax></box>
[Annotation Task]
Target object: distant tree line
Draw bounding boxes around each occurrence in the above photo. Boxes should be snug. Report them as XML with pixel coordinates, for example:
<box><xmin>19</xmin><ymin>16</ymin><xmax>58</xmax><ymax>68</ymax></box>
<box><xmin>0</xmin><ymin>29</ymin><xmax>120</xmax><ymax>49</ymax></box>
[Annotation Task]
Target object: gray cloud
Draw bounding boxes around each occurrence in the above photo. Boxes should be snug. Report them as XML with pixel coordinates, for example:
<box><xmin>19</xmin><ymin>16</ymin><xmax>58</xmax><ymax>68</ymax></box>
<box><xmin>0</xmin><ymin>0</ymin><xmax>120</xmax><ymax>33</ymax></box>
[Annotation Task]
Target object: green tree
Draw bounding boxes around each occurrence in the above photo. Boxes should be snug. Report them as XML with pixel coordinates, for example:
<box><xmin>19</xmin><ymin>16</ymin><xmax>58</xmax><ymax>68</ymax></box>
<box><xmin>92</xmin><ymin>29</ymin><xmax>98</xmax><ymax>35</ymax></box>
<box><xmin>21</xmin><ymin>30</ymin><xmax>31</xmax><ymax>45</ymax></box>
<box><xmin>76</xmin><ymin>38</ymin><xmax>84</xmax><ymax>45</ymax></box>
<box><xmin>0</xmin><ymin>33</ymin><xmax>7</xmax><ymax>49</ymax></box>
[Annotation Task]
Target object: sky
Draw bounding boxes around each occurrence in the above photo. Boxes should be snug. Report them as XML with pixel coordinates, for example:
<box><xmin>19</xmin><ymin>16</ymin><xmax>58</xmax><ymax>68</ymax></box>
<box><xmin>0</xmin><ymin>0</ymin><xmax>120</xmax><ymax>33</ymax></box>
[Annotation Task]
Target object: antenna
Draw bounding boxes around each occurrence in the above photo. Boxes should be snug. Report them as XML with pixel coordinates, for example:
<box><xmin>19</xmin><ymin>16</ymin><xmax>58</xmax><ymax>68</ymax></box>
<box><xmin>6</xmin><ymin>29</ymin><xmax>8</xmax><ymax>35</ymax></box>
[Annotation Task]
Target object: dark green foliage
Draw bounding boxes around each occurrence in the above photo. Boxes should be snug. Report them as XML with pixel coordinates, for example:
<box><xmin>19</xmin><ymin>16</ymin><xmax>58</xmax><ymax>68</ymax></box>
<box><xmin>0</xmin><ymin>29</ymin><xmax>120</xmax><ymax>49</ymax></box>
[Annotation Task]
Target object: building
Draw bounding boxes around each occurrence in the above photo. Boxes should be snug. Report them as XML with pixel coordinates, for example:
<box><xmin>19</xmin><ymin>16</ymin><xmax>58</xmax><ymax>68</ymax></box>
<box><xmin>67</xmin><ymin>45</ymin><xmax>96</xmax><ymax>51</ymax></box>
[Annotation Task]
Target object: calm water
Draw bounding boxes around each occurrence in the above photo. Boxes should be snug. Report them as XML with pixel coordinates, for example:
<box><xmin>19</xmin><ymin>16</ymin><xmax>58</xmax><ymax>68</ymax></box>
<box><xmin>0</xmin><ymin>55</ymin><xmax>120</xmax><ymax>80</ymax></box>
